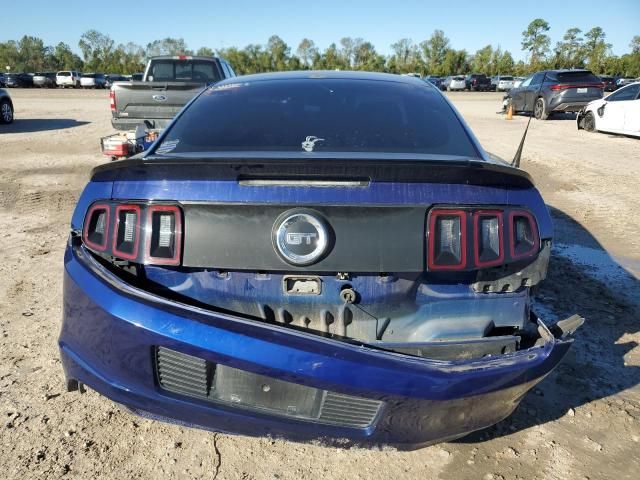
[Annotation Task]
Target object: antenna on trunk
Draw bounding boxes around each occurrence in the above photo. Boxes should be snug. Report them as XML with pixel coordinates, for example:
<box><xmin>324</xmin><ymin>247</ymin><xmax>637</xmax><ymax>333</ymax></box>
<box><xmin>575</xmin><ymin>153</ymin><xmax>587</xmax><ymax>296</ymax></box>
<box><xmin>511</xmin><ymin>71</ymin><xmax>548</xmax><ymax>168</ymax></box>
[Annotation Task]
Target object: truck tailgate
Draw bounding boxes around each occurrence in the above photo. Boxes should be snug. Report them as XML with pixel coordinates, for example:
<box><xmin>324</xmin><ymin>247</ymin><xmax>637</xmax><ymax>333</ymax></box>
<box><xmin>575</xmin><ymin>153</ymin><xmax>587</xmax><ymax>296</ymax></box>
<box><xmin>112</xmin><ymin>81</ymin><xmax>205</xmax><ymax>121</ymax></box>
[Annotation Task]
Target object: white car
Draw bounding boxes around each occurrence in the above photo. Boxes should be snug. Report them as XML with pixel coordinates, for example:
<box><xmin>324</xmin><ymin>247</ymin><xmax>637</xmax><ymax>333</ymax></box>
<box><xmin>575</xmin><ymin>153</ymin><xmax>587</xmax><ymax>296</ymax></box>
<box><xmin>512</xmin><ymin>77</ymin><xmax>525</xmax><ymax>88</ymax></box>
<box><xmin>494</xmin><ymin>76</ymin><xmax>515</xmax><ymax>91</ymax></box>
<box><xmin>446</xmin><ymin>75</ymin><xmax>466</xmax><ymax>91</ymax></box>
<box><xmin>56</xmin><ymin>71</ymin><xmax>81</xmax><ymax>88</ymax></box>
<box><xmin>80</xmin><ymin>73</ymin><xmax>107</xmax><ymax>89</ymax></box>
<box><xmin>577</xmin><ymin>82</ymin><xmax>640</xmax><ymax>138</ymax></box>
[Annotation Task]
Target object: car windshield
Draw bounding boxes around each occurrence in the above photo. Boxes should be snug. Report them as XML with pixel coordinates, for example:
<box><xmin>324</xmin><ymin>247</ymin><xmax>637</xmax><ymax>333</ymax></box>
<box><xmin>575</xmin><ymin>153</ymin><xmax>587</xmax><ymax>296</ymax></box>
<box><xmin>155</xmin><ymin>78</ymin><xmax>479</xmax><ymax>158</ymax></box>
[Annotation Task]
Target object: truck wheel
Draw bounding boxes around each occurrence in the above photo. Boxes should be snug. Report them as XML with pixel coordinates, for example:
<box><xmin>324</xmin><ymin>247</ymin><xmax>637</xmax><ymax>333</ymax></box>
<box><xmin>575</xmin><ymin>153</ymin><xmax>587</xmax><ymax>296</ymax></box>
<box><xmin>583</xmin><ymin>111</ymin><xmax>596</xmax><ymax>132</ymax></box>
<box><xmin>534</xmin><ymin>97</ymin><xmax>549</xmax><ymax>120</ymax></box>
<box><xmin>0</xmin><ymin>99</ymin><xmax>14</xmax><ymax>124</ymax></box>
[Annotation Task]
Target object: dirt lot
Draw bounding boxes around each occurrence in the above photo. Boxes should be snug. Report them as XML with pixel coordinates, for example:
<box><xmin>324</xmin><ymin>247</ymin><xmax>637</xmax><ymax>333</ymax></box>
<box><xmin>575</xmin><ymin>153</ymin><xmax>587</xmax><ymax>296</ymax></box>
<box><xmin>0</xmin><ymin>88</ymin><xmax>638</xmax><ymax>480</ymax></box>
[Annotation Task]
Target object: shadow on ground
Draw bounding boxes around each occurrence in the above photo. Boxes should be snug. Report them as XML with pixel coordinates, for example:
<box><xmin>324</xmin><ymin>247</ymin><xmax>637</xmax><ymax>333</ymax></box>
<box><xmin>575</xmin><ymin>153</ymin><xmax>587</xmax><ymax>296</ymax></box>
<box><xmin>2</xmin><ymin>118</ymin><xmax>89</xmax><ymax>133</ymax></box>
<box><xmin>458</xmin><ymin>205</ymin><xmax>639</xmax><ymax>443</ymax></box>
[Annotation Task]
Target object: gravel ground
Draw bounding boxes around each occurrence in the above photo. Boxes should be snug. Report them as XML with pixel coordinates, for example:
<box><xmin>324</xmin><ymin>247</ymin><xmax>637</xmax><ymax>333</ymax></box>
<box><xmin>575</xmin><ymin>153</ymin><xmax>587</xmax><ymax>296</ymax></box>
<box><xmin>0</xmin><ymin>89</ymin><xmax>638</xmax><ymax>480</ymax></box>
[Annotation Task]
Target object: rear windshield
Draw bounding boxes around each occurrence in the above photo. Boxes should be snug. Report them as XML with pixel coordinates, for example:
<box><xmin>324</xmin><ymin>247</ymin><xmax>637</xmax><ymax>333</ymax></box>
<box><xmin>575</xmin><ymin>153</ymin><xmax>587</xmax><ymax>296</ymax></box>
<box><xmin>453</xmin><ymin>76</ymin><xmax>465</xmax><ymax>80</ymax></box>
<box><xmin>57</xmin><ymin>72</ymin><xmax>71</xmax><ymax>76</ymax></box>
<box><xmin>157</xmin><ymin>78</ymin><xmax>478</xmax><ymax>158</ymax></box>
<box><xmin>499</xmin><ymin>76</ymin><xmax>513</xmax><ymax>81</ymax></box>
<box><xmin>555</xmin><ymin>71</ymin><xmax>600</xmax><ymax>83</ymax></box>
<box><xmin>148</xmin><ymin>60</ymin><xmax>221</xmax><ymax>83</ymax></box>
<box><xmin>82</xmin><ymin>74</ymin><xmax>96</xmax><ymax>78</ymax></box>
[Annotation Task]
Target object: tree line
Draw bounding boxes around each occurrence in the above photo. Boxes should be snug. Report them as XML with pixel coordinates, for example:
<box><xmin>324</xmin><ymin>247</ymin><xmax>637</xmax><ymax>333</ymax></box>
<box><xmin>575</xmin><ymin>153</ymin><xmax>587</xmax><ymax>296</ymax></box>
<box><xmin>1</xmin><ymin>19</ymin><xmax>638</xmax><ymax>77</ymax></box>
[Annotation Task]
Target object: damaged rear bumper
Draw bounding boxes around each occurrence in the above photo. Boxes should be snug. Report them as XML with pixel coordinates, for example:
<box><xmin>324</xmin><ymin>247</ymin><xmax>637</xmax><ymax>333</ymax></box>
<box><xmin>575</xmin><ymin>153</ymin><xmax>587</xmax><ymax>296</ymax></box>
<box><xmin>59</xmin><ymin>244</ymin><xmax>582</xmax><ymax>448</ymax></box>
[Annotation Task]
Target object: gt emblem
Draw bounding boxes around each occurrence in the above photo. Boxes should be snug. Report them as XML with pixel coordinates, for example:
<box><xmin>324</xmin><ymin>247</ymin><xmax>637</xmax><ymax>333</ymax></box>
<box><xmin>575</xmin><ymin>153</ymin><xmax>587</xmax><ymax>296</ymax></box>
<box><xmin>286</xmin><ymin>232</ymin><xmax>317</xmax><ymax>245</ymax></box>
<box><xmin>273</xmin><ymin>211</ymin><xmax>329</xmax><ymax>266</ymax></box>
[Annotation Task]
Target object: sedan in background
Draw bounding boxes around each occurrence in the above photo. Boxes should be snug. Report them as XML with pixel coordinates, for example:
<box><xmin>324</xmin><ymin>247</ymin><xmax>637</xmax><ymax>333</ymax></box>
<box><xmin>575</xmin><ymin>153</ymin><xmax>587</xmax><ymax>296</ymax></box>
<box><xmin>105</xmin><ymin>74</ymin><xmax>128</xmax><ymax>89</ymax></box>
<box><xmin>616</xmin><ymin>77</ymin><xmax>636</xmax><ymax>88</ymax></box>
<box><xmin>4</xmin><ymin>73</ymin><xmax>33</xmax><ymax>88</ymax></box>
<box><xmin>492</xmin><ymin>76</ymin><xmax>515</xmax><ymax>92</ymax></box>
<box><xmin>423</xmin><ymin>76</ymin><xmax>442</xmax><ymax>89</ymax></box>
<box><xmin>80</xmin><ymin>73</ymin><xmax>107</xmax><ymax>89</ymax></box>
<box><xmin>505</xmin><ymin>69</ymin><xmax>603</xmax><ymax>120</ymax></box>
<box><xmin>33</xmin><ymin>72</ymin><xmax>57</xmax><ymax>88</ymax></box>
<box><xmin>0</xmin><ymin>88</ymin><xmax>14</xmax><ymax>124</ymax></box>
<box><xmin>443</xmin><ymin>75</ymin><xmax>466</xmax><ymax>91</ymax></box>
<box><xmin>577</xmin><ymin>82</ymin><xmax>640</xmax><ymax>138</ymax></box>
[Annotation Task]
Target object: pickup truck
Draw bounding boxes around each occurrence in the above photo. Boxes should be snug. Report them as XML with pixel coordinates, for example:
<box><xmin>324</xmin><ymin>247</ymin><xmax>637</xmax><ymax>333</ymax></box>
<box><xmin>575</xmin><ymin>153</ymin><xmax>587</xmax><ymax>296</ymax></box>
<box><xmin>110</xmin><ymin>55</ymin><xmax>236</xmax><ymax>131</ymax></box>
<box><xmin>465</xmin><ymin>74</ymin><xmax>492</xmax><ymax>92</ymax></box>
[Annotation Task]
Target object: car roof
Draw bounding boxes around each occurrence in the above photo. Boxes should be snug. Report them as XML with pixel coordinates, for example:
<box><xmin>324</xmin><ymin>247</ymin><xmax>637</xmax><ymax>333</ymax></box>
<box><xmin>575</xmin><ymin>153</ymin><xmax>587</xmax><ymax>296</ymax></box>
<box><xmin>215</xmin><ymin>70</ymin><xmax>433</xmax><ymax>87</ymax></box>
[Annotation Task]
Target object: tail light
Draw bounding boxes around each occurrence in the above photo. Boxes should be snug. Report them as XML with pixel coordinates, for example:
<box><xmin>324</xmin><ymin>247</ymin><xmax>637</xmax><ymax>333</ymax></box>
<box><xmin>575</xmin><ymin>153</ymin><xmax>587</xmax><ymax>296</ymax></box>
<box><xmin>109</xmin><ymin>90</ymin><xmax>116</xmax><ymax>111</ymax></box>
<box><xmin>146</xmin><ymin>205</ymin><xmax>182</xmax><ymax>265</ymax></box>
<box><xmin>112</xmin><ymin>205</ymin><xmax>141</xmax><ymax>260</ymax></box>
<box><xmin>81</xmin><ymin>202</ymin><xmax>182</xmax><ymax>265</ymax></box>
<box><xmin>428</xmin><ymin>210</ymin><xmax>467</xmax><ymax>270</ymax></box>
<box><xmin>473</xmin><ymin>210</ymin><xmax>504</xmax><ymax>267</ymax></box>
<box><xmin>82</xmin><ymin>204</ymin><xmax>110</xmax><ymax>252</ymax></box>
<box><xmin>427</xmin><ymin>207</ymin><xmax>539</xmax><ymax>271</ymax></box>
<box><xmin>509</xmin><ymin>211</ymin><xmax>539</xmax><ymax>259</ymax></box>
<box><xmin>550</xmin><ymin>83</ymin><xmax>604</xmax><ymax>91</ymax></box>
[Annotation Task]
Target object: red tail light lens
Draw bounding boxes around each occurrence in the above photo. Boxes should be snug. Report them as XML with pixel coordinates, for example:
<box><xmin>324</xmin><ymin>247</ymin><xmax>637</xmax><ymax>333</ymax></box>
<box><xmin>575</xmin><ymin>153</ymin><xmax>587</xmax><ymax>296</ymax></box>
<box><xmin>550</xmin><ymin>83</ymin><xmax>604</xmax><ymax>91</ymax></box>
<box><xmin>509</xmin><ymin>211</ymin><xmax>539</xmax><ymax>259</ymax></box>
<box><xmin>112</xmin><ymin>205</ymin><xmax>141</xmax><ymax>260</ymax></box>
<box><xmin>146</xmin><ymin>205</ymin><xmax>182</xmax><ymax>265</ymax></box>
<box><xmin>473</xmin><ymin>210</ymin><xmax>504</xmax><ymax>267</ymax></box>
<box><xmin>427</xmin><ymin>207</ymin><xmax>540</xmax><ymax>271</ymax></box>
<box><xmin>109</xmin><ymin>90</ymin><xmax>116</xmax><ymax>111</ymax></box>
<box><xmin>82</xmin><ymin>204</ymin><xmax>110</xmax><ymax>251</ymax></box>
<box><xmin>428</xmin><ymin>209</ymin><xmax>467</xmax><ymax>270</ymax></box>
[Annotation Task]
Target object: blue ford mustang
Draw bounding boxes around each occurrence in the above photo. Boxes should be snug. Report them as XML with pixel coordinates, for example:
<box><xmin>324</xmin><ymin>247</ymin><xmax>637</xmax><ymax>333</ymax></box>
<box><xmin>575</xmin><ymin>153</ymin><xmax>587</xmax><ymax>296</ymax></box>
<box><xmin>60</xmin><ymin>71</ymin><xmax>582</xmax><ymax>448</ymax></box>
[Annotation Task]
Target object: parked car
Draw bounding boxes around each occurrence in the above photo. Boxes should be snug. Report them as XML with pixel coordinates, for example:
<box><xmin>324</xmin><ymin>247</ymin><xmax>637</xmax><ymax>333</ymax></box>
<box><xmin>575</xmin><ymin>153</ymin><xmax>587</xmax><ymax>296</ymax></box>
<box><xmin>505</xmin><ymin>69</ymin><xmax>603</xmax><ymax>120</ymax></box>
<box><xmin>465</xmin><ymin>74</ymin><xmax>491</xmax><ymax>91</ymax></box>
<box><xmin>423</xmin><ymin>75</ymin><xmax>442</xmax><ymax>89</ymax></box>
<box><xmin>110</xmin><ymin>55</ymin><xmax>235</xmax><ymax>130</ymax></box>
<box><xmin>0</xmin><ymin>73</ymin><xmax>6</xmax><ymax>87</ymax></box>
<box><xmin>105</xmin><ymin>74</ymin><xmax>127</xmax><ymax>89</ymax></box>
<box><xmin>0</xmin><ymin>88</ymin><xmax>14</xmax><ymax>124</ymax></box>
<box><xmin>80</xmin><ymin>73</ymin><xmax>107</xmax><ymax>89</ymax></box>
<box><xmin>33</xmin><ymin>72</ymin><xmax>57</xmax><ymax>88</ymax></box>
<box><xmin>61</xmin><ymin>71</ymin><xmax>581</xmax><ymax>448</ymax></box>
<box><xmin>56</xmin><ymin>71</ymin><xmax>82</xmax><ymax>88</ymax></box>
<box><xmin>599</xmin><ymin>75</ymin><xmax>618</xmax><ymax>92</ymax></box>
<box><xmin>4</xmin><ymin>73</ymin><xmax>33</xmax><ymax>88</ymax></box>
<box><xmin>512</xmin><ymin>77</ymin><xmax>525</xmax><ymax>88</ymax></box>
<box><xmin>577</xmin><ymin>82</ymin><xmax>640</xmax><ymax>137</ymax></box>
<box><xmin>443</xmin><ymin>75</ymin><xmax>466</xmax><ymax>91</ymax></box>
<box><xmin>616</xmin><ymin>77</ymin><xmax>636</xmax><ymax>88</ymax></box>
<box><xmin>130</xmin><ymin>73</ymin><xmax>143</xmax><ymax>81</ymax></box>
<box><xmin>491</xmin><ymin>75</ymin><xmax>515</xmax><ymax>92</ymax></box>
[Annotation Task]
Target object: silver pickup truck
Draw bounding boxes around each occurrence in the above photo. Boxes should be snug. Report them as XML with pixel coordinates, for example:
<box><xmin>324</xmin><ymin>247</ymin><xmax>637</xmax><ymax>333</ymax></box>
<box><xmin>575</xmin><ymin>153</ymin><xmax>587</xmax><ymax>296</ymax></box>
<box><xmin>110</xmin><ymin>55</ymin><xmax>236</xmax><ymax>131</ymax></box>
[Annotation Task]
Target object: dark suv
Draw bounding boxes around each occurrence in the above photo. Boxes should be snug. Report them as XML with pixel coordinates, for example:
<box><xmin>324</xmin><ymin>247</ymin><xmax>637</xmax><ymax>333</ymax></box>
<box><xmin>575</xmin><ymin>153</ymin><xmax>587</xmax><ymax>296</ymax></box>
<box><xmin>506</xmin><ymin>69</ymin><xmax>603</xmax><ymax>120</ymax></box>
<box><xmin>465</xmin><ymin>74</ymin><xmax>491</xmax><ymax>91</ymax></box>
<box><xmin>4</xmin><ymin>73</ymin><xmax>33</xmax><ymax>88</ymax></box>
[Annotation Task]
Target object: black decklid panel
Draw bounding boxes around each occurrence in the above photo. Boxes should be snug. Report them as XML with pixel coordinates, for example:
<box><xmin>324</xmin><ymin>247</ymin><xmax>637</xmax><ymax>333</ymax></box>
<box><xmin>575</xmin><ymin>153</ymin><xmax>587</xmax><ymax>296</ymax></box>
<box><xmin>183</xmin><ymin>204</ymin><xmax>425</xmax><ymax>272</ymax></box>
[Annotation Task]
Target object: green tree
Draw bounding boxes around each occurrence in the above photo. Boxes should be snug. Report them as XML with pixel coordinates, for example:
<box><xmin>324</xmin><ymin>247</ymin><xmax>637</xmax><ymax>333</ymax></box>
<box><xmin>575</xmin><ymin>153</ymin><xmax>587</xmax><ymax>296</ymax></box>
<box><xmin>390</xmin><ymin>38</ymin><xmax>421</xmax><ymax>73</ymax></box>
<box><xmin>441</xmin><ymin>49</ymin><xmax>469</xmax><ymax>75</ymax></box>
<box><xmin>521</xmin><ymin>18</ymin><xmax>551</xmax><ymax>68</ymax></box>
<box><xmin>296</xmin><ymin>38</ymin><xmax>318</xmax><ymax>69</ymax></box>
<box><xmin>471</xmin><ymin>45</ymin><xmax>493</xmax><ymax>74</ymax></box>
<box><xmin>146</xmin><ymin>38</ymin><xmax>191</xmax><ymax>57</ymax></box>
<box><xmin>420</xmin><ymin>30</ymin><xmax>450</xmax><ymax>75</ymax></box>
<box><xmin>79</xmin><ymin>30</ymin><xmax>115</xmax><ymax>71</ymax></box>
<box><xmin>584</xmin><ymin>27</ymin><xmax>611</xmax><ymax>73</ymax></box>
<box><xmin>196</xmin><ymin>47</ymin><xmax>215</xmax><ymax>57</ymax></box>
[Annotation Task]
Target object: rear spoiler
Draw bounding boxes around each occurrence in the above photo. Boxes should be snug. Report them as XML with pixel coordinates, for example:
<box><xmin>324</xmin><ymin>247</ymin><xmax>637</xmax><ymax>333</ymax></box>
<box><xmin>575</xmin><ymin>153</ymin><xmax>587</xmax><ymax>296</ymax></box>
<box><xmin>91</xmin><ymin>157</ymin><xmax>536</xmax><ymax>189</ymax></box>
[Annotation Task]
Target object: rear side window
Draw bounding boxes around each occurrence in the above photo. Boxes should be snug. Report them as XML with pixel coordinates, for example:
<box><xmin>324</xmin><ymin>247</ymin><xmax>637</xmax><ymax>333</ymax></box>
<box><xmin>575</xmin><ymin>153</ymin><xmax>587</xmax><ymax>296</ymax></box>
<box><xmin>149</xmin><ymin>61</ymin><xmax>221</xmax><ymax>82</ymax></box>
<box><xmin>157</xmin><ymin>78</ymin><xmax>479</xmax><ymax>158</ymax></box>
<box><xmin>608</xmin><ymin>84</ymin><xmax>640</xmax><ymax>102</ymax></box>
<box><xmin>555</xmin><ymin>71</ymin><xmax>600</xmax><ymax>83</ymax></box>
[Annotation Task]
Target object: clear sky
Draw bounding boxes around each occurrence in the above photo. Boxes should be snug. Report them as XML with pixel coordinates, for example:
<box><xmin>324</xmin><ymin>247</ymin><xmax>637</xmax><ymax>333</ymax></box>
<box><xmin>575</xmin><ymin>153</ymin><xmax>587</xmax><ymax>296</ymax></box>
<box><xmin>4</xmin><ymin>0</ymin><xmax>639</xmax><ymax>60</ymax></box>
